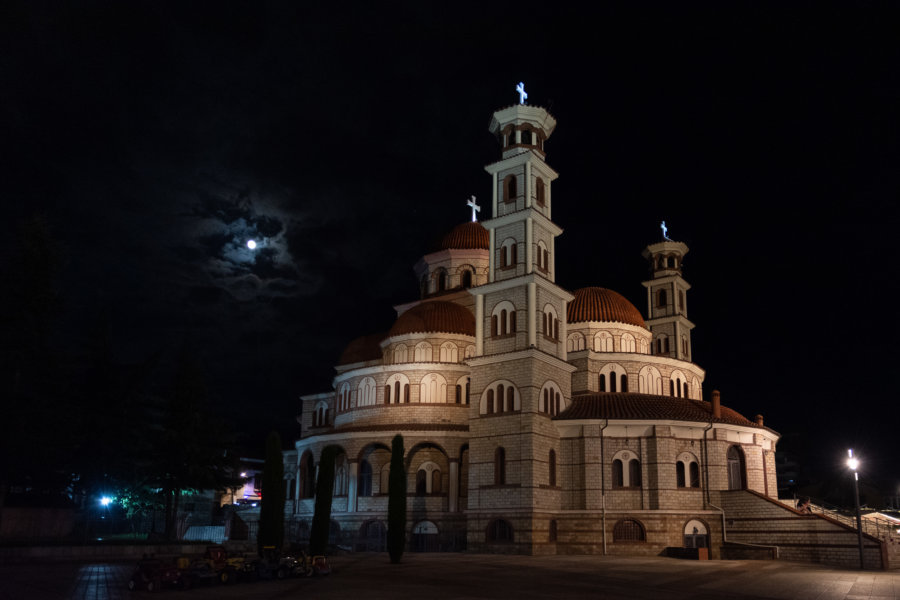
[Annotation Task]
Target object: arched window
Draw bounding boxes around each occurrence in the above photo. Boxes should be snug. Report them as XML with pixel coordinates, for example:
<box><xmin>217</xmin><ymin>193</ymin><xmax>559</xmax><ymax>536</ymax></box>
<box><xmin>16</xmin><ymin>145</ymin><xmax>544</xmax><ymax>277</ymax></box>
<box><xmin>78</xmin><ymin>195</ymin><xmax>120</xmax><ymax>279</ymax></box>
<box><xmin>337</xmin><ymin>382</ymin><xmax>351</xmax><ymax>412</ymax></box>
<box><xmin>549</xmin><ymin>520</ymin><xmax>557</xmax><ymax>542</ymax></box>
<box><xmin>540</xmin><ymin>381</ymin><xmax>564</xmax><ymax>416</ymax></box>
<box><xmin>358</xmin><ymin>460</ymin><xmax>373</xmax><ymax>497</ymax></box>
<box><xmin>499</xmin><ymin>239</ymin><xmax>517</xmax><ymax>269</ymax></box>
<box><xmin>333</xmin><ymin>454</ymin><xmax>348</xmax><ymax>496</ymax></box>
<box><xmin>543</xmin><ymin>304</ymin><xmax>559</xmax><ymax>340</ymax></box>
<box><xmin>385</xmin><ymin>374</ymin><xmax>410</xmax><ymax>404</ymax></box>
<box><xmin>639</xmin><ymin>365</ymin><xmax>663</xmax><ymax>395</ymax></box>
<box><xmin>419</xmin><ymin>373</ymin><xmax>447</xmax><ymax>403</ymax></box>
<box><xmin>678</xmin><ymin>290</ymin><xmax>685</xmax><ymax>311</ymax></box>
<box><xmin>494</xmin><ymin>447</ymin><xmax>506</xmax><ymax>485</ymax></box>
<box><xmin>415</xmin><ymin>469</ymin><xmax>426</xmax><ymax>496</ymax></box>
<box><xmin>313</xmin><ymin>401</ymin><xmax>329</xmax><ymax>427</ymax></box>
<box><xmin>657</xmin><ymin>288</ymin><xmax>667</xmax><ymax>308</ymax></box>
<box><xmin>358</xmin><ymin>377</ymin><xmax>377</xmax><ymax>407</ymax></box>
<box><xmin>503</xmin><ymin>174</ymin><xmax>517</xmax><ymax>203</ymax></box>
<box><xmin>594</xmin><ymin>331</ymin><xmax>613</xmax><ymax>352</ymax></box>
<box><xmin>434</xmin><ymin>268</ymin><xmax>448</xmax><ymax>292</ymax></box>
<box><xmin>676</xmin><ymin>453</ymin><xmax>701</xmax><ymax>488</ymax></box>
<box><xmin>455</xmin><ymin>384</ymin><xmax>462</xmax><ymax>404</ymax></box>
<box><xmin>566</xmin><ymin>332</ymin><xmax>585</xmax><ymax>351</ymax></box>
<box><xmin>612</xmin><ymin>450</ymin><xmax>641</xmax><ymax>488</ymax></box>
<box><xmin>461</xmin><ymin>269</ymin><xmax>473</xmax><ymax>288</ymax></box>
<box><xmin>536</xmin><ymin>177</ymin><xmax>546</xmax><ymax>206</ymax></box>
<box><xmin>393</xmin><ymin>344</ymin><xmax>408</xmax><ymax>364</ymax></box>
<box><xmin>486</xmin><ymin>519</ymin><xmax>513</xmax><ymax>543</ymax></box>
<box><xmin>621</xmin><ymin>333</ymin><xmax>636</xmax><ymax>353</ymax></box>
<box><xmin>613</xmin><ymin>518</ymin><xmax>646</xmax><ymax>542</ymax></box>
<box><xmin>414</xmin><ymin>461</ymin><xmax>443</xmax><ymax>496</ymax></box>
<box><xmin>505</xmin><ymin>126</ymin><xmax>515</xmax><ymax>147</ymax></box>
<box><xmin>380</xmin><ymin>464</ymin><xmax>390</xmax><ymax>494</ymax></box>
<box><xmin>727</xmin><ymin>445</ymin><xmax>746</xmax><ymax>490</ymax></box>
<box><xmin>439</xmin><ymin>342</ymin><xmax>459</xmax><ymax>363</ymax></box>
<box><xmin>299</xmin><ymin>452</ymin><xmax>315</xmax><ymax>498</ymax></box>
<box><xmin>414</xmin><ymin>342</ymin><xmax>432</xmax><ymax>362</ymax></box>
<box><xmin>480</xmin><ymin>380</ymin><xmax>519</xmax><ymax>414</ymax></box>
<box><xmin>612</xmin><ymin>459</ymin><xmax>624</xmax><ymax>488</ymax></box>
<box><xmin>521</xmin><ymin>129</ymin><xmax>532</xmax><ymax>145</ymax></box>
<box><xmin>549</xmin><ymin>449</ymin><xmax>557</xmax><ymax>487</ymax></box>
<box><xmin>599</xmin><ymin>363</ymin><xmax>627</xmax><ymax>393</ymax></box>
<box><xmin>670</xmin><ymin>370</ymin><xmax>686</xmax><ymax>398</ymax></box>
<box><xmin>537</xmin><ymin>240</ymin><xmax>548</xmax><ymax>270</ymax></box>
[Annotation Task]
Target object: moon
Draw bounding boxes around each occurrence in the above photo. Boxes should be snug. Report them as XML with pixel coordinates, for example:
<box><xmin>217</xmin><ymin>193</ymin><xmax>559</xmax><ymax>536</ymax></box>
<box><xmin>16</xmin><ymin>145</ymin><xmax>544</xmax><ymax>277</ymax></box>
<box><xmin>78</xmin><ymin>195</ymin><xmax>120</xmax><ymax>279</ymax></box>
<box><xmin>247</xmin><ymin>240</ymin><xmax>257</xmax><ymax>250</ymax></box>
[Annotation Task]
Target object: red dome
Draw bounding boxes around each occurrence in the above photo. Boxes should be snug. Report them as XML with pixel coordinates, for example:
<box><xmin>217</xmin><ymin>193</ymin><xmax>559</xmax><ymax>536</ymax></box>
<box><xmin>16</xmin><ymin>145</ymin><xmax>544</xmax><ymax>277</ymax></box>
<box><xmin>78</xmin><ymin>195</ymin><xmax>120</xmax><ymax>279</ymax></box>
<box><xmin>337</xmin><ymin>333</ymin><xmax>386</xmax><ymax>365</ymax></box>
<box><xmin>567</xmin><ymin>287</ymin><xmax>645</xmax><ymax>328</ymax></box>
<box><xmin>435</xmin><ymin>221</ymin><xmax>489</xmax><ymax>251</ymax></box>
<box><xmin>389</xmin><ymin>301</ymin><xmax>475</xmax><ymax>336</ymax></box>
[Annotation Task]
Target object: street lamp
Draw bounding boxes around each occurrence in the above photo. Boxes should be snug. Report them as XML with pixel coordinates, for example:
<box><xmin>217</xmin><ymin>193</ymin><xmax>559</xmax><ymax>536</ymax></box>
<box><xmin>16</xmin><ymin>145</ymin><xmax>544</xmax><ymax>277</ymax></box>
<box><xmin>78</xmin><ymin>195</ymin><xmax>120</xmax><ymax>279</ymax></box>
<box><xmin>847</xmin><ymin>449</ymin><xmax>864</xmax><ymax>570</ymax></box>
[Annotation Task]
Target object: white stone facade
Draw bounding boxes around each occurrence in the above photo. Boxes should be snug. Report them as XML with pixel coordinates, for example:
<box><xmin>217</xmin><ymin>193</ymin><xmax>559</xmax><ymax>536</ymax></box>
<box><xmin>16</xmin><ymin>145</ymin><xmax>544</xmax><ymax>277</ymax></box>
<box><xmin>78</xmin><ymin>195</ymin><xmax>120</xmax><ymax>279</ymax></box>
<box><xmin>287</xmin><ymin>103</ymin><xmax>779</xmax><ymax>557</ymax></box>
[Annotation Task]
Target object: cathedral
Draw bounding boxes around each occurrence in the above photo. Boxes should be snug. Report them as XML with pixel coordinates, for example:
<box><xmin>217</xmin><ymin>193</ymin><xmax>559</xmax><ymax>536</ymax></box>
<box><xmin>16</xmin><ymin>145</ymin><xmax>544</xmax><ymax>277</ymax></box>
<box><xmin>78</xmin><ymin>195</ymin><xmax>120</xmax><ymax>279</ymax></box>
<box><xmin>285</xmin><ymin>97</ymin><xmax>780</xmax><ymax>557</ymax></box>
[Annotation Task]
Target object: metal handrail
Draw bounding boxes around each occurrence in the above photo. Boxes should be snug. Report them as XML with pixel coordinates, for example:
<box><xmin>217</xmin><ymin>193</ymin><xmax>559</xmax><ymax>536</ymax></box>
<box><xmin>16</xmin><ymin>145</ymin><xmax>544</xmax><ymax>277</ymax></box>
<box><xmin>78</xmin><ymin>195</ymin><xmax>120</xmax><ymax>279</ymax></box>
<box><xmin>805</xmin><ymin>500</ymin><xmax>897</xmax><ymax>540</ymax></box>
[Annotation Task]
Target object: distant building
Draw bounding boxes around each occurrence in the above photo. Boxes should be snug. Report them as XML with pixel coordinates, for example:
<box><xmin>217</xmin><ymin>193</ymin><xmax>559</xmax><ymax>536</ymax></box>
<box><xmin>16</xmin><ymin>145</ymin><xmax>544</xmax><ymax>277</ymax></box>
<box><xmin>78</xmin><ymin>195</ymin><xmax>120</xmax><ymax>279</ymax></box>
<box><xmin>283</xmin><ymin>100</ymin><xmax>891</xmax><ymax>567</ymax></box>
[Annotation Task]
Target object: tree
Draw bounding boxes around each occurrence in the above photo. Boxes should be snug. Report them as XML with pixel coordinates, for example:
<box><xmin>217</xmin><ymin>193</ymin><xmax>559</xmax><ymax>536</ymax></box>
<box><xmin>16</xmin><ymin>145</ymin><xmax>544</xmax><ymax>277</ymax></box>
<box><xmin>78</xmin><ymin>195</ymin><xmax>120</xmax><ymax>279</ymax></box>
<box><xmin>257</xmin><ymin>431</ymin><xmax>285</xmax><ymax>554</ymax></box>
<box><xmin>149</xmin><ymin>347</ymin><xmax>242</xmax><ymax>540</ymax></box>
<box><xmin>309</xmin><ymin>445</ymin><xmax>337</xmax><ymax>555</ymax></box>
<box><xmin>387</xmin><ymin>434</ymin><xmax>406</xmax><ymax>563</ymax></box>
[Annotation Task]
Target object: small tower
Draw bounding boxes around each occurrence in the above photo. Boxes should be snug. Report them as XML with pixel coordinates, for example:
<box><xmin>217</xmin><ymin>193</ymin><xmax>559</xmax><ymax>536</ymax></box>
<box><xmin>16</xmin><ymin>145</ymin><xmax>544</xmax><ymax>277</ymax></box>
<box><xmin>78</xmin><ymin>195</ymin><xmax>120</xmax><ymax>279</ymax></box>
<box><xmin>641</xmin><ymin>237</ymin><xmax>695</xmax><ymax>360</ymax></box>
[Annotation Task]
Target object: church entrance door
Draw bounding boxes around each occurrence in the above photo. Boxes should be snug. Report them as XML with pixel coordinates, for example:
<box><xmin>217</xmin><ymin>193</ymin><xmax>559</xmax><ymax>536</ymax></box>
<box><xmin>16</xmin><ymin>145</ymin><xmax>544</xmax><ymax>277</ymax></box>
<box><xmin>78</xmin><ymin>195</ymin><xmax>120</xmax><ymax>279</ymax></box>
<box><xmin>727</xmin><ymin>446</ymin><xmax>745</xmax><ymax>490</ymax></box>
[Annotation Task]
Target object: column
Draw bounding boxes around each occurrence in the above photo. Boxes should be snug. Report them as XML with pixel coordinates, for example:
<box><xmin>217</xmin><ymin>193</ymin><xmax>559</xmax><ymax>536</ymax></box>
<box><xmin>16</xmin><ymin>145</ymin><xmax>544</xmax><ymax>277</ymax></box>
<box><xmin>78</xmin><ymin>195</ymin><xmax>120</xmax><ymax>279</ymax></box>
<box><xmin>560</xmin><ymin>300</ymin><xmax>568</xmax><ymax>361</ymax></box>
<box><xmin>449</xmin><ymin>459</ymin><xmax>459</xmax><ymax>513</ymax></box>
<box><xmin>489</xmin><ymin>229</ymin><xmax>496</xmax><ymax>282</ymax></box>
<box><xmin>492</xmin><ymin>172</ymin><xmax>498</xmax><ymax>217</ymax></box>
<box><xmin>525</xmin><ymin>218</ymin><xmax>533</xmax><ymax>274</ymax></box>
<box><xmin>525</xmin><ymin>162</ymin><xmax>532</xmax><ymax>208</ymax></box>
<box><xmin>528</xmin><ymin>282</ymin><xmax>537</xmax><ymax>347</ymax></box>
<box><xmin>475</xmin><ymin>294</ymin><xmax>484</xmax><ymax>356</ymax></box>
<box><xmin>348</xmin><ymin>460</ymin><xmax>358</xmax><ymax>513</ymax></box>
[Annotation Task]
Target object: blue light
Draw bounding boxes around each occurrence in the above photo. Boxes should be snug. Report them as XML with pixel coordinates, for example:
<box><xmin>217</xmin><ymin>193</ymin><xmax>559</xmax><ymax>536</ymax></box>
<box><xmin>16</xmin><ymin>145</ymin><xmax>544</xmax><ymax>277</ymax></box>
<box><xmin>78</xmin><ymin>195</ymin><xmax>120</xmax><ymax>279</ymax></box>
<box><xmin>100</xmin><ymin>496</ymin><xmax>112</xmax><ymax>506</ymax></box>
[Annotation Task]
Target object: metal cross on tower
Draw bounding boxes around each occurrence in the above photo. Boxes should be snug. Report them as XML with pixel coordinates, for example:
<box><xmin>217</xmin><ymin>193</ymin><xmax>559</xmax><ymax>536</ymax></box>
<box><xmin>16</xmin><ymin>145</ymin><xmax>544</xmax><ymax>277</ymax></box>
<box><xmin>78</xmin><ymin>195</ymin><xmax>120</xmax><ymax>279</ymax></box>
<box><xmin>661</xmin><ymin>221</ymin><xmax>672</xmax><ymax>241</ymax></box>
<box><xmin>516</xmin><ymin>82</ymin><xmax>527</xmax><ymax>105</ymax></box>
<box><xmin>467</xmin><ymin>196</ymin><xmax>481</xmax><ymax>222</ymax></box>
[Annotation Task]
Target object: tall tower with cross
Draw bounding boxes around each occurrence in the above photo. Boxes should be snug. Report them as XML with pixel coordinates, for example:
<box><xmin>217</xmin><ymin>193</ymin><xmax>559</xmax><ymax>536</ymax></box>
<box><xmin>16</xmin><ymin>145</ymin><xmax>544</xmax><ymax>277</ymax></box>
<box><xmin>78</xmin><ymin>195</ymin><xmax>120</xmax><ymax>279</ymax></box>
<box><xmin>466</xmin><ymin>92</ymin><xmax>574</xmax><ymax>549</ymax></box>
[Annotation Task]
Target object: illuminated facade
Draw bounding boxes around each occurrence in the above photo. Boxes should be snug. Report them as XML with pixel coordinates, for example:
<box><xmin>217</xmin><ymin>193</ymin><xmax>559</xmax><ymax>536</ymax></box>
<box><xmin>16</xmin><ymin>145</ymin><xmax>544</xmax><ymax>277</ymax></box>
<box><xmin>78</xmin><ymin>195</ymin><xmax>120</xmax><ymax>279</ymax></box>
<box><xmin>285</xmin><ymin>101</ymin><xmax>779</xmax><ymax>556</ymax></box>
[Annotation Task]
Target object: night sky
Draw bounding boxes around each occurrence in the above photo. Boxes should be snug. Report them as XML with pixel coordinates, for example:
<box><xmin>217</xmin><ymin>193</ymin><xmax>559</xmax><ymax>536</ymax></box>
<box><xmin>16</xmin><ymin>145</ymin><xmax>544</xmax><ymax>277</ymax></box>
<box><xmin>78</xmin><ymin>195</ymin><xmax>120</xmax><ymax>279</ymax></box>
<box><xmin>3</xmin><ymin>3</ymin><xmax>898</xmax><ymax>486</ymax></box>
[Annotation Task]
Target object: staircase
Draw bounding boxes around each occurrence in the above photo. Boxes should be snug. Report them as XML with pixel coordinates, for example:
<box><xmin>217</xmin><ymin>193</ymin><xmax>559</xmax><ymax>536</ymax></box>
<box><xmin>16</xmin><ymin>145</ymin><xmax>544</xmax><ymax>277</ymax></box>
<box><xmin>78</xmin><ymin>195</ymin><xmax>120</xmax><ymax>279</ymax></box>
<box><xmin>711</xmin><ymin>489</ymin><xmax>893</xmax><ymax>570</ymax></box>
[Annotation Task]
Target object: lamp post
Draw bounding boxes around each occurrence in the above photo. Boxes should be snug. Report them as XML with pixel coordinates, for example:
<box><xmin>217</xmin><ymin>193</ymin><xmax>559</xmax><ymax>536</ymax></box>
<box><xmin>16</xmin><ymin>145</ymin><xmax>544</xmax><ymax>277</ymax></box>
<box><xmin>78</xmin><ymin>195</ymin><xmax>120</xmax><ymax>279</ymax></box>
<box><xmin>847</xmin><ymin>449</ymin><xmax>864</xmax><ymax>570</ymax></box>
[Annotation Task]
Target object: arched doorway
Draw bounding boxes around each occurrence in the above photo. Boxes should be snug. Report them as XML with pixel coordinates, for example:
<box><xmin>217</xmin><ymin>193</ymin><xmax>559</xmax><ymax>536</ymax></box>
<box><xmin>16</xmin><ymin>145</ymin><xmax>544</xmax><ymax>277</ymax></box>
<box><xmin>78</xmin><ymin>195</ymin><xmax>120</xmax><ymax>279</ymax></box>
<box><xmin>727</xmin><ymin>445</ymin><xmax>746</xmax><ymax>490</ymax></box>
<box><xmin>359</xmin><ymin>520</ymin><xmax>385</xmax><ymax>552</ymax></box>
<box><xmin>411</xmin><ymin>520</ymin><xmax>440</xmax><ymax>552</ymax></box>
<box><xmin>683</xmin><ymin>519</ymin><xmax>709</xmax><ymax>548</ymax></box>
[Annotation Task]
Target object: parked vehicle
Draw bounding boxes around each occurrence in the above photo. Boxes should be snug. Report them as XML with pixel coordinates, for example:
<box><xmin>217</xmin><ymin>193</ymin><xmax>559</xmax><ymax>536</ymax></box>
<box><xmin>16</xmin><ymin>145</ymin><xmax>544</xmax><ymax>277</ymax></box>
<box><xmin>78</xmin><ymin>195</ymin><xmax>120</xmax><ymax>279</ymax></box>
<box><xmin>127</xmin><ymin>557</ymin><xmax>191</xmax><ymax>592</ymax></box>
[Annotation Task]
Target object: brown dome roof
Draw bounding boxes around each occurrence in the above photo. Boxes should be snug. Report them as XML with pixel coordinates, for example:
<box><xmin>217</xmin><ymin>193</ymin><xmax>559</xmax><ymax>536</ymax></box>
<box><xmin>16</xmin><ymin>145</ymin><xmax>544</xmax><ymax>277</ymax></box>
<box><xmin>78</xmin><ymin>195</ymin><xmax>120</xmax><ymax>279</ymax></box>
<box><xmin>435</xmin><ymin>221</ymin><xmax>490</xmax><ymax>251</ymax></box>
<box><xmin>389</xmin><ymin>301</ymin><xmax>475</xmax><ymax>337</ymax></box>
<box><xmin>556</xmin><ymin>393</ymin><xmax>770</xmax><ymax>430</ymax></box>
<box><xmin>337</xmin><ymin>333</ymin><xmax>386</xmax><ymax>365</ymax></box>
<box><xmin>567</xmin><ymin>287</ymin><xmax>646</xmax><ymax>328</ymax></box>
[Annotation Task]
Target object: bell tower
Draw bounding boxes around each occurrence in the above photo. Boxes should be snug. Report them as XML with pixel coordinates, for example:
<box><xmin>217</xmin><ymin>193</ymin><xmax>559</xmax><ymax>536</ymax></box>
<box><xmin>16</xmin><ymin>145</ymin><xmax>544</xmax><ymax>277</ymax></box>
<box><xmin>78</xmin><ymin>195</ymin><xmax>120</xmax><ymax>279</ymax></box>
<box><xmin>641</xmin><ymin>231</ymin><xmax>695</xmax><ymax>361</ymax></box>
<box><xmin>466</xmin><ymin>86</ymin><xmax>575</xmax><ymax>553</ymax></box>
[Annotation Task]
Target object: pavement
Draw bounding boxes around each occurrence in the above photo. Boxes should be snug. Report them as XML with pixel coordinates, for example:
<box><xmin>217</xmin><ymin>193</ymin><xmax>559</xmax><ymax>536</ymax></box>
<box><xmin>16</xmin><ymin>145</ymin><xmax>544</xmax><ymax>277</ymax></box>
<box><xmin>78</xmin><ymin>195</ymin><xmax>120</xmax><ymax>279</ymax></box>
<box><xmin>0</xmin><ymin>553</ymin><xmax>897</xmax><ymax>600</ymax></box>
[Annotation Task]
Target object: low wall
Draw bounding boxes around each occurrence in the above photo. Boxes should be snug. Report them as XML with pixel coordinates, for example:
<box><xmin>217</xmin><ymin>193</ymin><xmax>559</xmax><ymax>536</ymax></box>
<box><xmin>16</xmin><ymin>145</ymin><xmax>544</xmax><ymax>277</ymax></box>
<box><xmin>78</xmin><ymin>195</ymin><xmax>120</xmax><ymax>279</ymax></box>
<box><xmin>712</xmin><ymin>490</ymin><xmax>887</xmax><ymax>570</ymax></box>
<box><xmin>0</xmin><ymin>541</ymin><xmax>256</xmax><ymax>564</ymax></box>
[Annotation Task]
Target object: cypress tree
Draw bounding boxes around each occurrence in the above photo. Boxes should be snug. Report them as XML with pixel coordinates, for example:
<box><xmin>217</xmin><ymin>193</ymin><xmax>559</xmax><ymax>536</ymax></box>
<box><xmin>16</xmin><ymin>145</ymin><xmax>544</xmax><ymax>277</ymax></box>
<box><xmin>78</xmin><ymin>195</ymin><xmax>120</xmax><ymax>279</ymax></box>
<box><xmin>387</xmin><ymin>434</ymin><xmax>407</xmax><ymax>563</ymax></box>
<box><xmin>309</xmin><ymin>445</ymin><xmax>337</xmax><ymax>555</ymax></box>
<box><xmin>257</xmin><ymin>431</ymin><xmax>285</xmax><ymax>554</ymax></box>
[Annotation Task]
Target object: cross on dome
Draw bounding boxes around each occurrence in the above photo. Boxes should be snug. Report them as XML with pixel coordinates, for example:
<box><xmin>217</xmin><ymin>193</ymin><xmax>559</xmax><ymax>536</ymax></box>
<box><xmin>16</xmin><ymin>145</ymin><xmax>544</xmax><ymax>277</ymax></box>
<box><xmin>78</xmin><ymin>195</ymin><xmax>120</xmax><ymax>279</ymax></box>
<box><xmin>467</xmin><ymin>195</ymin><xmax>481</xmax><ymax>222</ymax></box>
<box><xmin>516</xmin><ymin>82</ymin><xmax>528</xmax><ymax>105</ymax></box>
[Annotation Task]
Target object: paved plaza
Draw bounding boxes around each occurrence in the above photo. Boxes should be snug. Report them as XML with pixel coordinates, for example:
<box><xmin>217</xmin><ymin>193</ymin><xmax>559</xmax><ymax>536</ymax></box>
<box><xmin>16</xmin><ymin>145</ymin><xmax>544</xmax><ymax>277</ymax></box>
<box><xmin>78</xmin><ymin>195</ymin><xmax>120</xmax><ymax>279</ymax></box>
<box><xmin>1</xmin><ymin>553</ymin><xmax>897</xmax><ymax>600</ymax></box>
